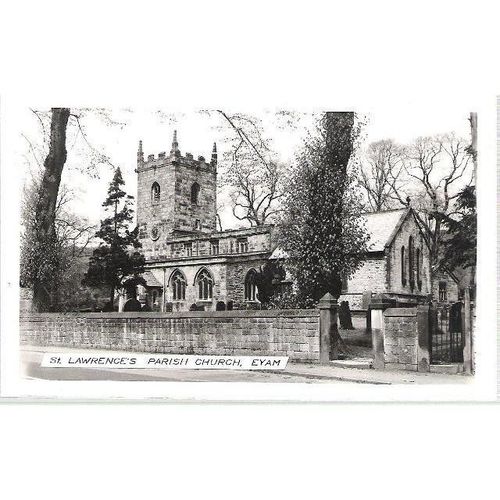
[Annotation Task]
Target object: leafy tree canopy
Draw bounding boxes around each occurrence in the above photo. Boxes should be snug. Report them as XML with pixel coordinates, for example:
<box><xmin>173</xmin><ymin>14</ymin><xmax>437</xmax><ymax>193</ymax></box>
<box><xmin>277</xmin><ymin>112</ymin><xmax>369</xmax><ymax>306</ymax></box>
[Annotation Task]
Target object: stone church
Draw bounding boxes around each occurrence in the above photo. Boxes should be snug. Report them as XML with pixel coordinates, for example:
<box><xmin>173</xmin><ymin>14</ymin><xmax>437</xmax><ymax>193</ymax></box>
<box><xmin>132</xmin><ymin>132</ymin><xmax>457</xmax><ymax>312</ymax></box>
<box><xmin>132</xmin><ymin>132</ymin><xmax>275</xmax><ymax>312</ymax></box>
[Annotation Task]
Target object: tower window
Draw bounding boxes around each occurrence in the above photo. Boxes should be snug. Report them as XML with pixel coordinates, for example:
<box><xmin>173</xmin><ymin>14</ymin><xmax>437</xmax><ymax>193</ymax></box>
<box><xmin>191</xmin><ymin>183</ymin><xmax>200</xmax><ymax>205</ymax></box>
<box><xmin>197</xmin><ymin>269</ymin><xmax>213</xmax><ymax>300</ymax></box>
<box><xmin>194</xmin><ymin>219</ymin><xmax>201</xmax><ymax>231</ymax></box>
<box><xmin>184</xmin><ymin>242</ymin><xmax>192</xmax><ymax>257</ymax></box>
<box><xmin>171</xmin><ymin>270</ymin><xmax>186</xmax><ymax>301</ymax></box>
<box><xmin>151</xmin><ymin>182</ymin><xmax>160</xmax><ymax>204</ymax></box>
<box><xmin>244</xmin><ymin>269</ymin><xmax>258</xmax><ymax>301</ymax></box>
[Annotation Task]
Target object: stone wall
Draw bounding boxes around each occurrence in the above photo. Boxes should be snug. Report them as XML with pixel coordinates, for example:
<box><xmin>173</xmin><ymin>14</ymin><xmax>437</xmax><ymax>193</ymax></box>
<box><xmin>381</xmin><ymin>306</ymin><xmax>430</xmax><ymax>372</ymax></box>
<box><xmin>173</xmin><ymin>161</ymin><xmax>217</xmax><ymax>234</ymax></box>
<box><xmin>145</xmin><ymin>253</ymin><xmax>270</xmax><ymax>311</ymax></box>
<box><xmin>225</xmin><ymin>258</ymin><xmax>269</xmax><ymax>309</ymax></box>
<box><xmin>20</xmin><ymin>309</ymin><xmax>321</xmax><ymax>362</ymax></box>
<box><xmin>136</xmin><ymin>156</ymin><xmax>177</xmax><ymax>258</ymax></box>
<box><xmin>382</xmin><ymin>308</ymin><xmax>419</xmax><ymax>371</ymax></box>
<box><xmin>340</xmin><ymin>257</ymin><xmax>387</xmax><ymax>309</ymax></box>
<box><xmin>387</xmin><ymin>212</ymin><xmax>431</xmax><ymax>297</ymax></box>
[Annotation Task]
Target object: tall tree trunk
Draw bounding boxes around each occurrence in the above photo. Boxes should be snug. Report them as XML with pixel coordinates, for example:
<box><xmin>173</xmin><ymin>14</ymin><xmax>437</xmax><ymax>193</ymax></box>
<box><xmin>324</xmin><ymin>111</ymin><xmax>355</xmax><ymax>299</ymax></box>
<box><xmin>33</xmin><ymin>108</ymin><xmax>70</xmax><ymax>311</ymax></box>
<box><xmin>323</xmin><ymin>112</ymin><xmax>355</xmax><ymax>359</ymax></box>
<box><xmin>109</xmin><ymin>285</ymin><xmax>115</xmax><ymax>310</ymax></box>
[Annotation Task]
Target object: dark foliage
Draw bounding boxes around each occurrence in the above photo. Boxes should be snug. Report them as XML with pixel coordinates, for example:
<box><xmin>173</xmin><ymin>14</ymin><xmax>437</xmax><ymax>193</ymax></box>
<box><xmin>440</xmin><ymin>185</ymin><xmax>476</xmax><ymax>271</ymax></box>
<box><xmin>277</xmin><ymin>112</ymin><xmax>369</xmax><ymax>307</ymax></box>
<box><xmin>254</xmin><ymin>261</ymin><xmax>287</xmax><ymax>305</ymax></box>
<box><xmin>82</xmin><ymin>168</ymin><xmax>145</xmax><ymax>306</ymax></box>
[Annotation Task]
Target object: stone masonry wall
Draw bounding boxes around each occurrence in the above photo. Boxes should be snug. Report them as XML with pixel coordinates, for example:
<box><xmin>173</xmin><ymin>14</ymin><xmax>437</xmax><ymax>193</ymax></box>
<box><xmin>383</xmin><ymin>307</ymin><xmax>419</xmax><ymax>371</ymax></box>
<box><xmin>387</xmin><ymin>213</ymin><xmax>431</xmax><ymax>297</ymax></box>
<box><xmin>20</xmin><ymin>309</ymin><xmax>321</xmax><ymax>363</ymax></box>
<box><xmin>339</xmin><ymin>257</ymin><xmax>387</xmax><ymax>309</ymax></box>
<box><xmin>136</xmin><ymin>158</ymin><xmax>176</xmax><ymax>258</ymax></box>
<box><xmin>137</xmin><ymin>150</ymin><xmax>217</xmax><ymax>260</ymax></box>
<box><xmin>173</xmin><ymin>161</ymin><xmax>217</xmax><ymax>234</ymax></box>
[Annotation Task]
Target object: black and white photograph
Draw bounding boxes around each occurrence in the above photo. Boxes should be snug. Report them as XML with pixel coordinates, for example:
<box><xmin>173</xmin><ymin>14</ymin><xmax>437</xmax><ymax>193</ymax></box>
<box><xmin>1</xmin><ymin>2</ymin><xmax>500</xmax><ymax>500</ymax></box>
<box><xmin>12</xmin><ymin>107</ymin><xmax>478</xmax><ymax>387</ymax></box>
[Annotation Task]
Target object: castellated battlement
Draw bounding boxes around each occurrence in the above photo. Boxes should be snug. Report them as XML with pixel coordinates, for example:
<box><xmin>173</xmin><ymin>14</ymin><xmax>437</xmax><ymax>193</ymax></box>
<box><xmin>137</xmin><ymin>130</ymin><xmax>218</xmax><ymax>175</ymax></box>
<box><xmin>139</xmin><ymin>148</ymin><xmax>216</xmax><ymax>173</ymax></box>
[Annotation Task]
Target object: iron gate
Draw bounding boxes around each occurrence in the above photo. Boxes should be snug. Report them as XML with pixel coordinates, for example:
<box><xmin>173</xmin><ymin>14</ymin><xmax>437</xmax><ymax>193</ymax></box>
<box><xmin>430</xmin><ymin>303</ymin><xmax>464</xmax><ymax>364</ymax></box>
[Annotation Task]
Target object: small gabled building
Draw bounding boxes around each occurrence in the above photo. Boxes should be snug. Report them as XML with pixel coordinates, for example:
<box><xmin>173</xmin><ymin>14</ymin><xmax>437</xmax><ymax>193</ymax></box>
<box><xmin>339</xmin><ymin>208</ymin><xmax>439</xmax><ymax>309</ymax></box>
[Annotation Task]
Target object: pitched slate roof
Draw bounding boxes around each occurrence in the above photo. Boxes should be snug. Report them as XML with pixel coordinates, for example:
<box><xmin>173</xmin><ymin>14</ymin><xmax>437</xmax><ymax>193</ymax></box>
<box><xmin>364</xmin><ymin>208</ymin><xmax>410</xmax><ymax>252</ymax></box>
<box><xmin>142</xmin><ymin>270</ymin><xmax>163</xmax><ymax>287</ymax></box>
<box><xmin>269</xmin><ymin>208</ymin><xmax>411</xmax><ymax>258</ymax></box>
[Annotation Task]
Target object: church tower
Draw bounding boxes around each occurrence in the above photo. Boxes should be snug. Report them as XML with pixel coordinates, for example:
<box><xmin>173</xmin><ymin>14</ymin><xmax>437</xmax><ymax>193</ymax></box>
<box><xmin>136</xmin><ymin>131</ymin><xmax>218</xmax><ymax>257</ymax></box>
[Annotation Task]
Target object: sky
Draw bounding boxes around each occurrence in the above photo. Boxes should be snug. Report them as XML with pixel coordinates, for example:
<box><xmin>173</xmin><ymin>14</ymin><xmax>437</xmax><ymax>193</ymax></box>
<box><xmin>16</xmin><ymin>106</ymin><xmax>473</xmax><ymax>231</ymax></box>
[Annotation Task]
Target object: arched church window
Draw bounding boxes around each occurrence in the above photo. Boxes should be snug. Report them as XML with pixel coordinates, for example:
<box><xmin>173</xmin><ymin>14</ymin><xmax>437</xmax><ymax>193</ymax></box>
<box><xmin>401</xmin><ymin>246</ymin><xmax>406</xmax><ymax>286</ymax></box>
<box><xmin>191</xmin><ymin>183</ymin><xmax>200</xmax><ymax>205</ymax></box>
<box><xmin>408</xmin><ymin>236</ymin><xmax>415</xmax><ymax>292</ymax></box>
<box><xmin>197</xmin><ymin>268</ymin><xmax>213</xmax><ymax>300</ymax></box>
<box><xmin>171</xmin><ymin>270</ymin><xmax>186</xmax><ymax>301</ymax></box>
<box><xmin>244</xmin><ymin>269</ymin><xmax>258</xmax><ymax>301</ymax></box>
<box><xmin>151</xmin><ymin>182</ymin><xmax>160</xmax><ymax>204</ymax></box>
<box><xmin>416</xmin><ymin>248</ymin><xmax>422</xmax><ymax>291</ymax></box>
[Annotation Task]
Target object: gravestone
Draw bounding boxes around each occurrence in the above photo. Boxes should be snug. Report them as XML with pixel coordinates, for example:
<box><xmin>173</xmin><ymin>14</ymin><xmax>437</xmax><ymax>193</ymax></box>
<box><xmin>339</xmin><ymin>301</ymin><xmax>354</xmax><ymax>329</ymax></box>
<box><xmin>362</xmin><ymin>290</ymin><xmax>372</xmax><ymax>310</ymax></box>
<box><xmin>123</xmin><ymin>298</ymin><xmax>142</xmax><ymax>312</ymax></box>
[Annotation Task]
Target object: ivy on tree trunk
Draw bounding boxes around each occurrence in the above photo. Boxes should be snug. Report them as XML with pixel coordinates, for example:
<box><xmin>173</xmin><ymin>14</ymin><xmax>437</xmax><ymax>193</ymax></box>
<box><xmin>32</xmin><ymin>108</ymin><xmax>70</xmax><ymax>311</ymax></box>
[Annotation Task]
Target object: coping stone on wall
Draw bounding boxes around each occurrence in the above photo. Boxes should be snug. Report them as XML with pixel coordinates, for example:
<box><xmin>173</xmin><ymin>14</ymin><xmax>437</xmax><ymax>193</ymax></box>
<box><xmin>383</xmin><ymin>307</ymin><xmax>417</xmax><ymax>317</ymax></box>
<box><xmin>21</xmin><ymin>309</ymin><xmax>319</xmax><ymax>320</ymax></box>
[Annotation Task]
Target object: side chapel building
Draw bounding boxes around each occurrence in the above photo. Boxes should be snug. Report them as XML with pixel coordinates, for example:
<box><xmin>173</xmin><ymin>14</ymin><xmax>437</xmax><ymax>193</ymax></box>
<box><xmin>133</xmin><ymin>132</ymin><xmax>458</xmax><ymax>312</ymax></box>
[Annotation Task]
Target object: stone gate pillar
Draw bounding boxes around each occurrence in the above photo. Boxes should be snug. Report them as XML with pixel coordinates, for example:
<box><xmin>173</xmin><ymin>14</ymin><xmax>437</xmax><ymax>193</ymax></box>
<box><xmin>416</xmin><ymin>305</ymin><xmax>431</xmax><ymax>372</ymax></box>
<box><xmin>318</xmin><ymin>293</ymin><xmax>339</xmax><ymax>364</ymax></box>
<box><xmin>370</xmin><ymin>295</ymin><xmax>394</xmax><ymax>369</ymax></box>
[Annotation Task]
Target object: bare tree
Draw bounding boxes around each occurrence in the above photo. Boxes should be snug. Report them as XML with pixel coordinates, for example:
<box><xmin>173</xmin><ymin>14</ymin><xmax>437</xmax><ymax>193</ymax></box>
<box><xmin>404</xmin><ymin>133</ymin><xmax>473</xmax><ymax>271</ymax></box>
<box><xmin>215</xmin><ymin>111</ymin><xmax>285</xmax><ymax>227</ymax></box>
<box><xmin>359</xmin><ymin>139</ymin><xmax>407</xmax><ymax>211</ymax></box>
<box><xmin>21</xmin><ymin>107</ymin><xmax>123</xmax><ymax>311</ymax></box>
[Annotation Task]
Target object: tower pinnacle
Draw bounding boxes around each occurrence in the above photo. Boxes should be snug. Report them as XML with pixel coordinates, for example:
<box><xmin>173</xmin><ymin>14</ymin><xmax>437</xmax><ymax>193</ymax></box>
<box><xmin>137</xmin><ymin>140</ymin><xmax>144</xmax><ymax>164</ymax></box>
<box><xmin>170</xmin><ymin>130</ymin><xmax>180</xmax><ymax>155</ymax></box>
<box><xmin>211</xmin><ymin>142</ymin><xmax>217</xmax><ymax>167</ymax></box>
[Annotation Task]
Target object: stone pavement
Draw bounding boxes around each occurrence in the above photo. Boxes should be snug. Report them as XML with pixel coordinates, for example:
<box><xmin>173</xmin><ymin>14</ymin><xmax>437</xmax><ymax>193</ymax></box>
<box><xmin>20</xmin><ymin>345</ymin><xmax>470</xmax><ymax>385</ymax></box>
